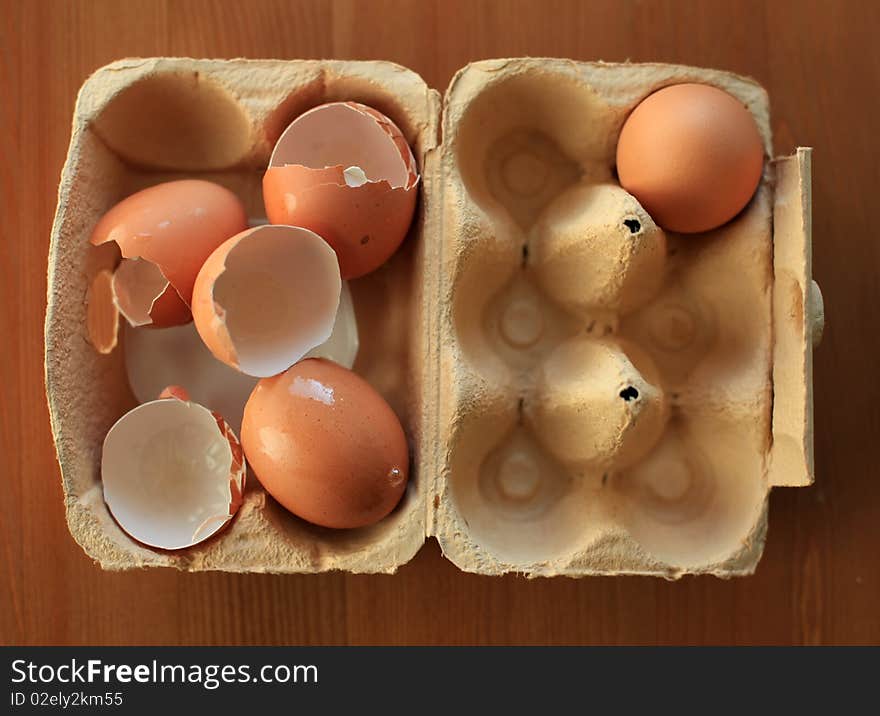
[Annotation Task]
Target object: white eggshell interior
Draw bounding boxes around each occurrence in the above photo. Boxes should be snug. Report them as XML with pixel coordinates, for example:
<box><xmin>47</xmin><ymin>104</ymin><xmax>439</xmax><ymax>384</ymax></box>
<box><xmin>211</xmin><ymin>225</ymin><xmax>341</xmax><ymax>377</ymax></box>
<box><xmin>101</xmin><ymin>399</ymin><xmax>243</xmax><ymax>550</ymax></box>
<box><xmin>124</xmin><ymin>321</ymin><xmax>258</xmax><ymax>432</ymax></box>
<box><xmin>125</xmin><ymin>281</ymin><xmax>358</xmax><ymax>430</ymax></box>
<box><xmin>269</xmin><ymin>102</ymin><xmax>410</xmax><ymax>188</ymax></box>
<box><xmin>112</xmin><ymin>257</ymin><xmax>173</xmax><ymax>327</ymax></box>
<box><xmin>304</xmin><ymin>281</ymin><xmax>359</xmax><ymax>367</ymax></box>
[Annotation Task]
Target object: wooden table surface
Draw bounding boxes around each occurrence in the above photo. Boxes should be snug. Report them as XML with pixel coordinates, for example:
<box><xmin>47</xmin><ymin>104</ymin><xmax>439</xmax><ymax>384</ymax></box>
<box><xmin>2</xmin><ymin>0</ymin><xmax>878</xmax><ymax>646</ymax></box>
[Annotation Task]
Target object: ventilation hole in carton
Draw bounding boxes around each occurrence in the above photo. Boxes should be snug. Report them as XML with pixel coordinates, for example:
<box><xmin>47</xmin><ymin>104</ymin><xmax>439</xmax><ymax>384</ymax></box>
<box><xmin>529</xmin><ymin>183</ymin><xmax>667</xmax><ymax>318</ymax></box>
<box><xmin>619</xmin><ymin>386</ymin><xmax>639</xmax><ymax>402</ymax></box>
<box><xmin>92</xmin><ymin>73</ymin><xmax>252</xmax><ymax>171</ymax></box>
<box><xmin>623</xmin><ymin>218</ymin><xmax>641</xmax><ymax>234</ymax></box>
<box><xmin>526</xmin><ymin>337</ymin><xmax>668</xmax><ymax>472</ymax></box>
<box><xmin>521</xmin><ymin>243</ymin><xmax>530</xmax><ymax>266</ymax></box>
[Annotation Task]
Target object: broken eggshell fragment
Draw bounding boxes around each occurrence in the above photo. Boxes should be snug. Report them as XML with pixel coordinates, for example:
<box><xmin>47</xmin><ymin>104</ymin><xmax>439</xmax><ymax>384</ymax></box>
<box><xmin>101</xmin><ymin>397</ymin><xmax>246</xmax><ymax>550</ymax></box>
<box><xmin>191</xmin><ymin>224</ymin><xmax>341</xmax><ymax>378</ymax></box>
<box><xmin>303</xmin><ymin>281</ymin><xmax>359</xmax><ymax>367</ymax></box>
<box><xmin>158</xmin><ymin>384</ymin><xmax>191</xmax><ymax>401</ymax></box>
<box><xmin>263</xmin><ymin>102</ymin><xmax>419</xmax><ymax>279</ymax></box>
<box><xmin>91</xmin><ymin>180</ymin><xmax>248</xmax><ymax>327</ymax></box>
<box><xmin>124</xmin><ymin>281</ymin><xmax>357</xmax><ymax>432</ymax></box>
<box><xmin>111</xmin><ymin>257</ymin><xmax>190</xmax><ymax>328</ymax></box>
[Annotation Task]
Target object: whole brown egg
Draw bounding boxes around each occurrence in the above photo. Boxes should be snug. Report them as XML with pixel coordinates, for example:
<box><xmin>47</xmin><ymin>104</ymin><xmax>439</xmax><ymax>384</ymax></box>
<box><xmin>616</xmin><ymin>83</ymin><xmax>765</xmax><ymax>233</ymax></box>
<box><xmin>241</xmin><ymin>359</ymin><xmax>409</xmax><ymax>529</ymax></box>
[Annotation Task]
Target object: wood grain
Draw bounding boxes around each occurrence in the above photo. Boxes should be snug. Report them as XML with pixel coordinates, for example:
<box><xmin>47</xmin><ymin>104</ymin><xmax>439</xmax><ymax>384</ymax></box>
<box><xmin>1</xmin><ymin>0</ymin><xmax>877</xmax><ymax>646</ymax></box>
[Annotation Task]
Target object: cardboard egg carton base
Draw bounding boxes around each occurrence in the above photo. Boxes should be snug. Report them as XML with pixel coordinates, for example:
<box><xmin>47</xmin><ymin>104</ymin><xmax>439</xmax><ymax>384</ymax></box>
<box><xmin>46</xmin><ymin>58</ymin><xmax>818</xmax><ymax>579</ymax></box>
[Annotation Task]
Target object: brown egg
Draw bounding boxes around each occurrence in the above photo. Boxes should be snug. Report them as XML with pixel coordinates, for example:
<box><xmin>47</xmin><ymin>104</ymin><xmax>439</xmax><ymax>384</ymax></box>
<box><xmin>241</xmin><ymin>359</ymin><xmax>409</xmax><ymax>529</ymax></box>
<box><xmin>262</xmin><ymin>102</ymin><xmax>419</xmax><ymax>279</ymax></box>
<box><xmin>616</xmin><ymin>83</ymin><xmax>764</xmax><ymax>233</ymax></box>
<box><xmin>91</xmin><ymin>180</ymin><xmax>248</xmax><ymax>327</ymax></box>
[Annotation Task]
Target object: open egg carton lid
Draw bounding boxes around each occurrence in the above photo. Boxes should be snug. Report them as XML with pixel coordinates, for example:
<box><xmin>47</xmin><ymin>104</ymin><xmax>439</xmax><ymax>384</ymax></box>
<box><xmin>428</xmin><ymin>59</ymin><xmax>820</xmax><ymax>578</ymax></box>
<box><xmin>45</xmin><ymin>57</ymin><xmax>819</xmax><ymax>578</ymax></box>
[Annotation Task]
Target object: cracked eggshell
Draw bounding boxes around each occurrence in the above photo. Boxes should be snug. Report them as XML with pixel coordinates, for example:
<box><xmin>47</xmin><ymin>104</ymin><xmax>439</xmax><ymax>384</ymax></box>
<box><xmin>191</xmin><ymin>224</ymin><xmax>341</xmax><ymax>378</ymax></box>
<box><xmin>90</xmin><ymin>179</ymin><xmax>248</xmax><ymax>327</ymax></box>
<box><xmin>101</xmin><ymin>398</ymin><xmax>246</xmax><ymax>550</ymax></box>
<box><xmin>123</xmin><ymin>282</ymin><xmax>356</xmax><ymax>432</ymax></box>
<box><xmin>111</xmin><ymin>257</ymin><xmax>191</xmax><ymax>328</ymax></box>
<box><xmin>263</xmin><ymin>102</ymin><xmax>419</xmax><ymax>279</ymax></box>
<box><xmin>241</xmin><ymin>358</ymin><xmax>409</xmax><ymax>529</ymax></box>
<box><xmin>304</xmin><ymin>281</ymin><xmax>359</xmax><ymax>367</ymax></box>
<box><xmin>123</xmin><ymin>320</ymin><xmax>259</xmax><ymax>433</ymax></box>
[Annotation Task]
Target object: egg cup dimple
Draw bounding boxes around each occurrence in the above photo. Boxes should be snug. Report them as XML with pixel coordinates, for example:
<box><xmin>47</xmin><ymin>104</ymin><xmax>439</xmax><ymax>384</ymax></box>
<box><xmin>47</xmin><ymin>58</ymin><xmax>817</xmax><ymax>578</ymax></box>
<box><xmin>436</xmin><ymin>60</ymin><xmax>816</xmax><ymax>578</ymax></box>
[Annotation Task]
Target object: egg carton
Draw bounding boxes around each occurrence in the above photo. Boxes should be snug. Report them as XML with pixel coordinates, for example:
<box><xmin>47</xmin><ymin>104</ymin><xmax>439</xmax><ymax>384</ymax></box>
<box><xmin>45</xmin><ymin>58</ymin><xmax>820</xmax><ymax>578</ymax></box>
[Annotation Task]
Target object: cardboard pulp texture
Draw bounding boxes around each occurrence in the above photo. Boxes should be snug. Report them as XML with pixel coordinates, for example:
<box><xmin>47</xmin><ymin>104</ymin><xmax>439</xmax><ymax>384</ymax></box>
<box><xmin>45</xmin><ymin>58</ymin><xmax>821</xmax><ymax>578</ymax></box>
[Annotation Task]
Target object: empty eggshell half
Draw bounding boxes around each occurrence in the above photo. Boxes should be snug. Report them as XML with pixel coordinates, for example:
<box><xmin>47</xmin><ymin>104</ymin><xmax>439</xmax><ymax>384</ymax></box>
<box><xmin>263</xmin><ymin>102</ymin><xmax>419</xmax><ymax>279</ymax></box>
<box><xmin>90</xmin><ymin>180</ymin><xmax>248</xmax><ymax>327</ymax></box>
<box><xmin>191</xmin><ymin>224</ymin><xmax>342</xmax><ymax>378</ymax></box>
<box><xmin>101</xmin><ymin>398</ymin><xmax>246</xmax><ymax>550</ymax></box>
<box><xmin>123</xmin><ymin>281</ymin><xmax>357</xmax><ymax>431</ymax></box>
